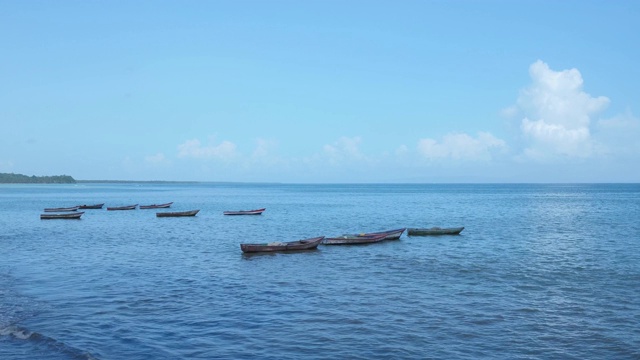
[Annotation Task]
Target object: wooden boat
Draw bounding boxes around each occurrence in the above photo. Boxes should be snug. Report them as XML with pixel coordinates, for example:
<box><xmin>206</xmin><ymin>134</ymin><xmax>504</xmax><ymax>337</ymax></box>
<box><xmin>322</xmin><ymin>234</ymin><xmax>388</xmax><ymax>245</ymax></box>
<box><xmin>407</xmin><ymin>227</ymin><xmax>465</xmax><ymax>236</ymax></box>
<box><xmin>345</xmin><ymin>228</ymin><xmax>406</xmax><ymax>240</ymax></box>
<box><xmin>223</xmin><ymin>208</ymin><xmax>265</xmax><ymax>215</ymax></box>
<box><xmin>44</xmin><ymin>206</ymin><xmax>79</xmax><ymax>212</ymax></box>
<box><xmin>140</xmin><ymin>202</ymin><xmax>173</xmax><ymax>209</ymax></box>
<box><xmin>41</xmin><ymin>212</ymin><xmax>84</xmax><ymax>220</ymax></box>
<box><xmin>156</xmin><ymin>209</ymin><xmax>200</xmax><ymax>217</ymax></box>
<box><xmin>78</xmin><ymin>203</ymin><xmax>104</xmax><ymax>209</ymax></box>
<box><xmin>240</xmin><ymin>236</ymin><xmax>324</xmax><ymax>253</ymax></box>
<box><xmin>106</xmin><ymin>204</ymin><xmax>138</xmax><ymax>211</ymax></box>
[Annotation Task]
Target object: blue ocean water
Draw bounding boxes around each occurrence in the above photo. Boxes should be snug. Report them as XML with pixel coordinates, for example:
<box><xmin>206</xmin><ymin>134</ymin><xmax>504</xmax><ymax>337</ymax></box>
<box><xmin>1</xmin><ymin>183</ymin><xmax>639</xmax><ymax>359</ymax></box>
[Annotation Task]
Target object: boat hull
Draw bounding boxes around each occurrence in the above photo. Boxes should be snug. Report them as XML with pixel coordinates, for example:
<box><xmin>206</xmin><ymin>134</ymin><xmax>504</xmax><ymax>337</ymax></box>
<box><xmin>107</xmin><ymin>204</ymin><xmax>138</xmax><ymax>211</ymax></box>
<box><xmin>241</xmin><ymin>236</ymin><xmax>324</xmax><ymax>253</ymax></box>
<box><xmin>44</xmin><ymin>206</ymin><xmax>79</xmax><ymax>212</ymax></box>
<box><xmin>41</xmin><ymin>212</ymin><xmax>84</xmax><ymax>220</ymax></box>
<box><xmin>345</xmin><ymin>228</ymin><xmax>406</xmax><ymax>240</ymax></box>
<box><xmin>140</xmin><ymin>202</ymin><xmax>173</xmax><ymax>209</ymax></box>
<box><xmin>156</xmin><ymin>210</ymin><xmax>200</xmax><ymax>217</ymax></box>
<box><xmin>78</xmin><ymin>203</ymin><xmax>104</xmax><ymax>209</ymax></box>
<box><xmin>323</xmin><ymin>234</ymin><xmax>388</xmax><ymax>245</ymax></box>
<box><xmin>224</xmin><ymin>208</ymin><xmax>265</xmax><ymax>215</ymax></box>
<box><xmin>407</xmin><ymin>227</ymin><xmax>465</xmax><ymax>236</ymax></box>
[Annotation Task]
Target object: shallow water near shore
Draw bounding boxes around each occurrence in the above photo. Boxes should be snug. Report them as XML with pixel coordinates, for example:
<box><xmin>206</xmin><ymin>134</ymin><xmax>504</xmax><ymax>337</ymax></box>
<box><xmin>1</xmin><ymin>183</ymin><xmax>639</xmax><ymax>359</ymax></box>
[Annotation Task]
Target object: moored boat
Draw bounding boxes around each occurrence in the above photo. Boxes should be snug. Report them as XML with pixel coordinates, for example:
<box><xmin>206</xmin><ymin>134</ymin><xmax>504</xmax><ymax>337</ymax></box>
<box><xmin>78</xmin><ymin>203</ymin><xmax>104</xmax><ymax>209</ymax></box>
<box><xmin>407</xmin><ymin>227</ymin><xmax>465</xmax><ymax>236</ymax></box>
<box><xmin>106</xmin><ymin>204</ymin><xmax>138</xmax><ymax>211</ymax></box>
<box><xmin>240</xmin><ymin>236</ymin><xmax>324</xmax><ymax>253</ymax></box>
<box><xmin>44</xmin><ymin>206</ymin><xmax>79</xmax><ymax>212</ymax></box>
<box><xmin>41</xmin><ymin>212</ymin><xmax>84</xmax><ymax>220</ymax></box>
<box><xmin>156</xmin><ymin>209</ymin><xmax>200</xmax><ymax>217</ymax></box>
<box><xmin>223</xmin><ymin>208</ymin><xmax>265</xmax><ymax>215</ymax></box>
<box><xmin>140</xmin><ymin>202</ymin><xmax>173</xmax><ymax>209</ymax></box>
<box><xmin>322</xmin><ymin>234</ymin><xmax>388</xmax><ymax>245</ymax></box>
<box><xmin>346</xmin><ymin>228</ymin><xmax>406</xmax><ymax>240</ymax></box>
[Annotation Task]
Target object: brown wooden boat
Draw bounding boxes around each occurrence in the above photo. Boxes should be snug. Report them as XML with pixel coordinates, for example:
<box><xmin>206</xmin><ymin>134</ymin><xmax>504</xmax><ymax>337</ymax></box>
<box><xmin>223</xmin><ymin>208</ymin><xmax>265</xmax><ymax>215</ymax></box>
<box><xmin>343</xmin><ymin>228</ymin><xmax>406</xmax><ymax>240</ymax></box>
<box><xmin>44</xmin><ymin>206</ymin><xmax>79</xmax><ymax>212</ymax></box>
<box><xmin>407</xmin><ymin>227</ymin><xmax>465</xmax><ymax>236</ymax></box>
<box><xmin>106</xmin><ymin>204</ymin><xmax>138</xmax><ymax>211</ymax></box>
<box><xmin>78</xmin><ymin>203</ymin><xmax>104</xmax><ymax>209</ymax></box>
<box><xmin>322</xmin><ymin>234</ymin><xmax>387</xmax><ymax>245</ymax></box>
<box><xmin>140</xmin><ymin>202</ymin><xmax>173</xmax><ymax>209</ymax></box>
<box><xmin>41</xmin><ymin>212</ymin><xmax>84</xmax><ymax>220</ymax></box>
<box><xmin>156</xmin><ymin>209</ymin><xmax>199</xmax><ymax>217</ymax></box>
<box><xmin>240</xmin><ymin>236</ymin><xmax>324</xmax><ymax>253</ymax></box>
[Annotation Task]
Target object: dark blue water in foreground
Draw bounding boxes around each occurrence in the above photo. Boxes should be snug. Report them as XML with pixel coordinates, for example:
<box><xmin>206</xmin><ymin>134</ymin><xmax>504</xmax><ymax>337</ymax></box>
<box><xmin>1</xmin><ymin>183</ymin><xmax>639</xmax><ymax>359</ymax></box>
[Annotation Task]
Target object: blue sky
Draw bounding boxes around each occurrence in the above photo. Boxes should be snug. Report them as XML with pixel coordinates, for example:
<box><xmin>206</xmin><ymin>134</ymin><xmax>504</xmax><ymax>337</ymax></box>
<box><xmin>1</xmin><ymin>0</ymin><xmax>639</xmax><ymax>182</ymax></box>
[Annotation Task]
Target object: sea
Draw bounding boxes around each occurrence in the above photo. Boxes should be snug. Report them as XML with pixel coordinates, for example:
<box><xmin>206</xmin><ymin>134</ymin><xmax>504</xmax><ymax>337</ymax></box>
<box><xmin>1</xmin><ymin>183</ymin><xmax>639</xmax><ymax>360</ymax></box>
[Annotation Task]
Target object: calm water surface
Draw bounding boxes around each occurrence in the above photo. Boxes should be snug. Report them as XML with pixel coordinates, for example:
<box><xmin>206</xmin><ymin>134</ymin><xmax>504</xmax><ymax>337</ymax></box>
<box><xmin>1</xmin><ymin>183</ymin><xmax>639</xmax><ymax>359</ymax></box>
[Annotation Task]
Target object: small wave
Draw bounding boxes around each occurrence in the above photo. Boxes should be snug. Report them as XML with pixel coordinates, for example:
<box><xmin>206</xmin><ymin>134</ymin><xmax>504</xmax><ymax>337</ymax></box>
<box><xmin>0</xmin><ymin>325</ymin><xmax>32</xmax><ymax>339</ymax></box>
<box><xmin>1</xmin><ymin>325</ymin><xmax>98</xmax><ymax>360</ymax></box>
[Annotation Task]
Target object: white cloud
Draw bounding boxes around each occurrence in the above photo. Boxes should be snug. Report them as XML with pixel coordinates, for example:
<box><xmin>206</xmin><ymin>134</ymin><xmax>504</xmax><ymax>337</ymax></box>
<box><xmin>177</xmin><ymin>139</ymin><xmax>237</xmax><ymax>160</ymax></box>
<box><xmin>500</xmin><ymin>105</ymin><xmax>518</xmax><ymax>119</ymax></box>
<box><xmin>514</xmin><ymin>60</ymin><xmax>609</xmax><ymax>159</ymax></box>
<box><xmin>520</xmin><ymin>118</ymin><xmax>592</xmax><ymax>158</ymax></box>
<box><xmin>595</xmin><ymin>110</ymin><xmax>640</xmax><ymax>156</ymax></box>
<box><xmin>417</xmin><ymin>132</ymin><xmax>507</xmax><ymax>161</ymax></box>
<box><xmin>144</xmin><ymin>153</ymin><xmax>165</xmax><ymax>163</ymax></box>
<box><xmin>395</xmin><ymin>144</ymin><xmax>409</xmax><ymax>156</ymax></box>
<box><xmin>323</xmin><ymin>136</ymin><xmax>365</xmax><ymax>164</ymax></box>
<box><xmin>252</xmin><ymin>138</ymin><xmax>275</xmax><ymax>158</ymax></box>
<box><xmin>145</xmin><ymin>152</ymin><xmax>168</xmax><ymax>164</ymax></box>
<box><xmin>598</xmin><ymin>110</ymin><xmax>639</xmax><ymax>130</ymax></box>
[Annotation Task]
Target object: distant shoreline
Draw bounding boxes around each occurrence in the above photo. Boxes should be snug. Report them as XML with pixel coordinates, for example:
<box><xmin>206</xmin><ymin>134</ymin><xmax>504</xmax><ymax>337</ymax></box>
<box><xmin>76</xmin><ymin>180</ymin><xmax>201</xmax><ymax>184</ymax></box>
<box><xmin>1</xmin><ymin>173</ymin><xmax>638</xmax><ymax>185</ymax></box>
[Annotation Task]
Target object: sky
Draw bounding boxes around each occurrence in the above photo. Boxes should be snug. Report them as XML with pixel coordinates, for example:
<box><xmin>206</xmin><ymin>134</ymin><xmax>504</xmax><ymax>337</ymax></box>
<box><xmin>1</xmin><ymin>0</ymin><xmax>639</xmax><ymax>183</ymax></box>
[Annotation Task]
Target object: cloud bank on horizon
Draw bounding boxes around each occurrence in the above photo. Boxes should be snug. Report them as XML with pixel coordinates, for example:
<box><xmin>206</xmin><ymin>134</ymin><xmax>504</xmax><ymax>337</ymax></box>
<box><xmin>144</xmin><ymin>60</ymin><xmax>637</xmax><ymax>182</ymax></box>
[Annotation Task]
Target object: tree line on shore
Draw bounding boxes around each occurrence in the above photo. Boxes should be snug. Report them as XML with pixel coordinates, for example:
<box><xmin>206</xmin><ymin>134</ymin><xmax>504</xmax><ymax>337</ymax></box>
<box><xmin>0</xmin><ymin>172</ymin><xmax>76</xmax><ymax>184</ymax></box>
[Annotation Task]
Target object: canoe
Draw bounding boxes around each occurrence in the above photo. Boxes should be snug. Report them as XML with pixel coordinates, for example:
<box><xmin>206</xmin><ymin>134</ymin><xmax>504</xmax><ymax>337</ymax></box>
<box><xmin>223</xmin><ymin>208</ymin><xmax>265</xmax><ymax>215</ymax></box>
<box><xmin>407</xmin><ymin>227</ymin><xmax>465</xmax><ymax>236</ymax></box>
<box><xmin>240</xmin><ymin>236</ymin><xmax>324</xmax><ymax>253</ymax></box>
<box><xmin>78</xmin><ymin>203</ymin><xmax>104</xmax><ymax>209</ymax></box>
<box><xmin>156</xmin><ymin>209</ymin><xmax>200</xmax><ymax>217</ymax></box>
<box><xmin>140</xmin><ymin>202</ymin><xmax>173</xmax><ymax>209</ymax></box>
<box><xmin>41</xmin><ymin>212</ymin><xmax>84</xmax><ymax>220</ymax></box>
<box><xmin>322</xmin><ymin>234</ymin><xmax>388</xmax><ymax>245</ymax></box>
<box><xmin>44</xmin><ymin>206</ymin><xmax>79</xmax><ymax>212</ymax></box>
<box><xmin>344</xmin><ymin>228</ymin><xmax>406</xmax><ymax>240</ymax></box>
<box><xmin>106</xmin><ymin>204</ymin><xmax>138</xmax><ymax>211</ymax></box>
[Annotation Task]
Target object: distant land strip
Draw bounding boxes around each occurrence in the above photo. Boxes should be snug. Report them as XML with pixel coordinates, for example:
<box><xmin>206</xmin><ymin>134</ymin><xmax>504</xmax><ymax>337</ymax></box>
<box><xmin>76</xmin><ymin>180</ymin><xmax>200</xmax><ymax>184</ymax></box>
<box><xmin>0</xmin><ymin>173</ymin><xmax>278</xmax><ymax>184</ymax></box>
<box><xmin>0</xmin><ymin>174</ymin><xmax>202</xmax><ymax>184</ymax></box>
<box><xmin>0</xmin><ymin>172</ymin><xmax>75</xmax><ymax>184</ymax></box>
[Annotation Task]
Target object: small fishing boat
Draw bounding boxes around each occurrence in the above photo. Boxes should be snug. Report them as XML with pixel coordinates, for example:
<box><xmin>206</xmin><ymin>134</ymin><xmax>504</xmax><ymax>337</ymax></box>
<box><xmin>156</xmin><ymin>209</ymin><xmax>200</xmax><ymax>217</ymax></box>
<box><xmin>407</xmin><ymin>227</ymin><xmax>465</xmax><ymax>236</ymax></box>
<box><xmin>78</xmin><ymin>203</ymin><xmax>104</xmax><ymax>209</ymax></box>
<box><xmin>41</xmin><ymin>212</ymin><xmax>84</xmax><ymax>220</ymax></box>
<box><xmin>140</xmin><ymin>202</ymin><xmax>173</xmax><ymax>209</ymax></box>
<box><xmin>240</xmin><ymin>236</ymin><xmax>324</xmax><ymax>253</ymax></box>
<box><xmin>322</xmin><ymin>234</ymin><xmax>388</xmax><ymax>245</ymax></box>
<box><xmin>44</xmin><ymin>206</ymin><xmax>79</xmax><ymax>212</ymax></box>
<box><xmin>106</xmin><ymin>204</ymin><xmax>138</xmax><ymax>211</ymax></box>
<box><xmin>223</xmin><ymin>208</ymin><xmax>265</xmax><ymax>215</ymax></box>
<box><xmin>344</xmin><ymin>228</ymin><xmax>406</xmax><ymax>240</ymax></box>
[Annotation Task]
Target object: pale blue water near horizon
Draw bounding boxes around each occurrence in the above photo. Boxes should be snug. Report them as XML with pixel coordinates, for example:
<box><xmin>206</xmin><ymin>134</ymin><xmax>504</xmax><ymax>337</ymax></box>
<box><xmin>1</xmin><ymin>183</ymin><xmax>639</xmax><ymax>359</ymax></box>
